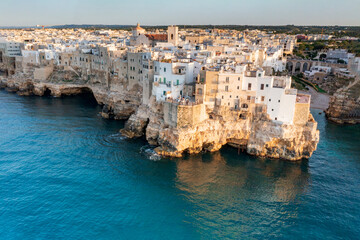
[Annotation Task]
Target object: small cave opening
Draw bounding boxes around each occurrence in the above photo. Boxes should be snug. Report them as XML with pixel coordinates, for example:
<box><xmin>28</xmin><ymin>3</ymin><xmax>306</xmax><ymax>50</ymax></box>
<box><xmin>77</xmin><ymin>87</ymin><xmax>98</xmax><ymax>105</ymax></box>
<box><xmin>43</xmin><ymin>88</ymin><xmax>52</xmax><ymax>97</ymax></box>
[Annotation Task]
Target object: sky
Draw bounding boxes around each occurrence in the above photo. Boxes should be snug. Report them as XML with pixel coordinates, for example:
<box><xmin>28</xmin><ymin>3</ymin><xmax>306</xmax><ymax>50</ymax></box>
<box><xmin>1</xmin><ymin>0</ymin><xmax>359</xmax><ymax>27</ymax></box>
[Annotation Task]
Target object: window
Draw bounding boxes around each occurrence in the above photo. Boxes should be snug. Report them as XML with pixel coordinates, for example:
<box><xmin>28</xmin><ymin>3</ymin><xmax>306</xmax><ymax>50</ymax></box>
<box><xmin>237</xmin><ymin>86</ymin><xmax>239</xmax><ymax>89</ymax></box>
<box><xmin>230</xmin><ymin>95</ymin><xmax>232</xmax><ymax>98</ymax></box>
<box><xmin>269</xmin><ymin>99</ymin><xmax>271</xmax><ymax>102</ymax></box>
<box><xmin>238</xmin><ymin>77</ymin><xmax>240</xmax><ymax>81</ymax></box>
<box><xmin>272</xmin><ymin>109</ymin><xmax>274</xmax><ymax>111</ymax></box>
<box><xmin>164</xmin><ymin>78</ymin><xmax>166</xmax><ymax>83</ymax></box>
<box><xmin>247</xmin><ymin>96</ymin><xmax>251</xmax><ymax>101</ymax></box>
<box><xmin>278</xmin><ymin>100</ymin><xmax>280</xmax><ymax>103</ymax></box>
<box><xmin>275</xmin><ymin>117</ymin><xmax>277</xmax><ymax>120</ymax></box>
<box><xmin>164</xmin><ymin>67</ymin><xmax>166</xmax><ymax>72</ymax></box>
<box><xmin>222</xmin><ymin>96</ymin><xmax>224</xmax><ymax>99</ymax></box>
<box><xmin>260</xmin><ymin>84</ymin><xmax>264</xmax><ymax>90</ymax></box>
<box><xmin>258</xmin><ymin>73</ymin><xmax>261</xmax><ymax>77</ymax></box>
<box><xmin>248</xmin><ymin>83</ymin><xmax>252</xmax><ymax>90</ymax></box>
<box><xmin>176</xmin><ymin>79</ymin><xmax>179</xmax><ymax>85</ymax></box>
<box><xmin>226</xmin><ymin>77</ymin><xmax>229</xmax><ymax>83</ymax></box>
<box><xmin>266</xmin><ymin>84</ymin><xmax>269</xmax><ymax>87</ymax></box>
<box><xmin>261</xmin><ymin>96</ymin><xmax>265</xmax><ymax>101</ymax></box>
<box><xmin>163</xmin><ymin>91</ymin><xmax>166</xmax><ymax>96</ymax></box>
<box><xmin>225</xmin><ymin>86</ymin><xmax>229</xmax><ymax>92</ymax></box>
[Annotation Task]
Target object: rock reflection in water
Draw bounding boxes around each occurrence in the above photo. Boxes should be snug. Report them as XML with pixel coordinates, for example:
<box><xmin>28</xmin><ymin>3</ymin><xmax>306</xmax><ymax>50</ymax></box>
<box><xmin>174</xmin><ymin>148</ymin><xmax>309</xmax><ymax>238</ymax></box>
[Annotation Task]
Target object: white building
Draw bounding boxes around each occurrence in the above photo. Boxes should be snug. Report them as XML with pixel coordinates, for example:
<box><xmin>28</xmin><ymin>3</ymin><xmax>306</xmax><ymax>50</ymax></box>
<box><xmin>202</xmin><ymin>68</ymin><xmax>299</xmax><ymax>124</ymax></box>
<box><xmin>0</xmin><ymin>39</ymin><xmax>22</xmax><ymax>57</ymax></box>
<box><xmin>304</xmin><ymin>66</ymin><xmax>331</xmax><ymax>78</ymax></box>
<box><xmin>152</xmin><ymin>60</ymin><xmax>199</xmax><ymax>101</ymax></box>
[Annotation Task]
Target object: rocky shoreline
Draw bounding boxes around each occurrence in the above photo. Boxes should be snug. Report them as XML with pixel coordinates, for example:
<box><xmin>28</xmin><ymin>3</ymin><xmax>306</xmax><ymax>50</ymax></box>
<box><xmin>0</xmin><ymin>76</ymin><xmax>140</xmax><ymax>120</ymax></box>
<box><xmin>121</xmin><ymin>100</ymin><xmax>319</xmax><ymax>161</ymax></box>
<box><xmin>1</xmin><ymin>75</ymin><xmax>320</xmax><ymax>161</ymax></box>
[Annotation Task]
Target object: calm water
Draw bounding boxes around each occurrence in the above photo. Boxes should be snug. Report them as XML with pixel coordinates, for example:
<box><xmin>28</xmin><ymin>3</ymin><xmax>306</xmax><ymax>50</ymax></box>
<box><xmin>0</xmin><ymin>90</ymin><xmax>359</xmax><ymax>240</ymax></box>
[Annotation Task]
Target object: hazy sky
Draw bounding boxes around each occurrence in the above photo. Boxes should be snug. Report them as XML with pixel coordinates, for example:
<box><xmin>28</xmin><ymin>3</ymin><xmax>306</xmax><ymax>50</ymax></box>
<box><xmin>1</xmin><ymin>0</ymin><xmax>359</xmax><ymax>26</ymax></box>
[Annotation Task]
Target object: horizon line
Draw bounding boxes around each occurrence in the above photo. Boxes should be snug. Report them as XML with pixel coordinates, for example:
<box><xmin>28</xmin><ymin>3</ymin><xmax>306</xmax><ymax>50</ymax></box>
<box><xmin>1</xmin><ymin>24</ymin><xmax>360</xmax><ymax>28</ymax></box>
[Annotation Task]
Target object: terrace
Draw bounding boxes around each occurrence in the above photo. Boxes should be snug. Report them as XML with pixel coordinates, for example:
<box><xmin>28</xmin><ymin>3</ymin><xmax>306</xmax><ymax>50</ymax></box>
<box><xmin>296</xmin><ymin>93</ymin><xmax>311</xmax><ymax>104</ymax></box>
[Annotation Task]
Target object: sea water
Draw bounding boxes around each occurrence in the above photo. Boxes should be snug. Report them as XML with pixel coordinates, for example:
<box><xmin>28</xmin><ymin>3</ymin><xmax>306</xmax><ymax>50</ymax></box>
<box><xmin>0</xmin><ymin>90</ymin><xmax>359</xmax><ymax>239</ymax></box>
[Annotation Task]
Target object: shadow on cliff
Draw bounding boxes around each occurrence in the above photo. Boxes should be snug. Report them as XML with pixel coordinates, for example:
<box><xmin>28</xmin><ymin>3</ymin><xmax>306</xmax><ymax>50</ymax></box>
<box><xmin>42</xmin><ymin>86</ymin><xmax>98</xmax><ymax>106</ymax></box>
<box><xmin>43</xmin><ymin>88</ymin><xmax>52</xmax><ymax>97</ymax></box>
<box><xmin>74</xmin><ymin>87</ymin><xmax>98</xmax><ymax>106</ymax></box>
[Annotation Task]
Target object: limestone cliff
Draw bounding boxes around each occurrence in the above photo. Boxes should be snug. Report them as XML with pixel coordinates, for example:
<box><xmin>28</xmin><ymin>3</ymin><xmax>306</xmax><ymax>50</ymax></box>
<box><xmin>325</xmin><ymin>79</ymin><xmax>360</xmax><ymax>124</ymax></box>
<box><xmin>122</xmin><ymin>100</ymin><xmax>319</xmax><ymax>161</ymax></box>
<box><xmin>0</xmin><ymin>67</ymin><xmax>141</xmax><ymax>120</ymax></box>
<box><xmin>326</xmin><ymin>60</ymin><xmax>360</xmax><ymax>125</ymax></box>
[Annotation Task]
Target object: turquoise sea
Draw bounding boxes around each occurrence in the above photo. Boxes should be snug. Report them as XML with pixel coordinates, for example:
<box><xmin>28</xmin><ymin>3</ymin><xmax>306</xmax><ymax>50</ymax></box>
<box><xmin>0</xmin><ymin>90</ymin><xmax>359</xmax><ymax>239</ymax></box>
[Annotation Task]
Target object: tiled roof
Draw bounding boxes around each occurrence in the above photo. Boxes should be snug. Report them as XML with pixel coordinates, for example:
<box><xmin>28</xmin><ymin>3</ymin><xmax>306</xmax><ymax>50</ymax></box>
<box><xmin>145</xmin><ymin>34</ymin><xmax>167</xmax><ymax>42</ymax></box>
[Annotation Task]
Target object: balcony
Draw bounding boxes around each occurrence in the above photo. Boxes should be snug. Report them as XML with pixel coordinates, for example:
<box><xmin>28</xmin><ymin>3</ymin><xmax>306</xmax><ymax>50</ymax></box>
<box><xmin>173</xmin><ymin>67</ymin><xmax>186</xmax><ymax>75</ymax></box>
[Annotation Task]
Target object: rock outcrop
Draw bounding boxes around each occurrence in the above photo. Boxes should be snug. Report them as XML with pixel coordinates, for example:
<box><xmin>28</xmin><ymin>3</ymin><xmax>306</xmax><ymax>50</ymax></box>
<box><xmin>122</xmin><ymin>101</ymin><xmax>319</xmax><ymax>161</ymax></box>
<box><xmin>0</xmin><ymin>70</ymin><xmax>141</xmax><ymax>120</ymax></box>
<box><xmin>326</xmin><ymin>79</ymin><xmax>360</xmax><ymax>124</ymax></box>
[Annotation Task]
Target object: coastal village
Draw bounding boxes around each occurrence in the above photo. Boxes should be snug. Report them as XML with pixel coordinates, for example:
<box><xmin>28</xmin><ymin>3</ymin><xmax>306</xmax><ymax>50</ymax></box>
<box><xmin>0</xmin><ymin>24</ymin><xmax>359</xmax><ymax>160</ymax></box>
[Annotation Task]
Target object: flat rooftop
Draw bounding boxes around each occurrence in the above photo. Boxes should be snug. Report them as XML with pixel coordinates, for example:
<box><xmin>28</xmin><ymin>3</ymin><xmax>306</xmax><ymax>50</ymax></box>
<box><xmin>296</xmin><ymin>94</ymin><xmax>310</xmax><ymax>104</ymax></box>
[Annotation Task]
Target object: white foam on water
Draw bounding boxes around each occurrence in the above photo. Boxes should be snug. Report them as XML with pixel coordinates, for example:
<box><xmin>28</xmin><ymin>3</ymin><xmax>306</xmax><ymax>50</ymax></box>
<box><xmin>140</xmin><ymin>146</ymin><xmax>162</xmax><ymax>161</ymax></box>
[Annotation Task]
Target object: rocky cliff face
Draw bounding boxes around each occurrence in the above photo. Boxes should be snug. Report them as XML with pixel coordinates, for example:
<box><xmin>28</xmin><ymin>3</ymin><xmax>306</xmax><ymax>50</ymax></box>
<box><xmin>0</xmin><ymin>69</ymin><xmax>141</xmax><ymax>120</ymax></box>
<box><xmin>122</xmin><ymin>101</ymin><xmax>319</xmax><ymax>161</ymax></box>
<box><xmin>326</xmin><ymin>79</ymin><xmax>360</xmax><ymax>124</ymax></box>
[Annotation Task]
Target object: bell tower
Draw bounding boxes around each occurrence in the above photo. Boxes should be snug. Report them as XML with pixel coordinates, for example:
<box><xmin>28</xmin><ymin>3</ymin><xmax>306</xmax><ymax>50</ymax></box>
<box><xmin>167</xmin><ymin>25</ymin><xmax>179</xmax><ymax>46</ymax></box>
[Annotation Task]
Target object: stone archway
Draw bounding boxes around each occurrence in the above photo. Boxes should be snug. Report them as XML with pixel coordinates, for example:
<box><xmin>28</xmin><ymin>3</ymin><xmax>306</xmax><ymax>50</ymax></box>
<box><xmin>295</xmin><ymin>62</ymin><xmax>301</xmax><ymax>73</ymax></box>
<box><xmin>303</xmin><ymin>62</ymin><xmax>309</xmax><ymax>72</ymax></box>
<box><xmin>286</xmin><ymin>62</ymin><xmax>293</xmax><ymax>72</ymax></box>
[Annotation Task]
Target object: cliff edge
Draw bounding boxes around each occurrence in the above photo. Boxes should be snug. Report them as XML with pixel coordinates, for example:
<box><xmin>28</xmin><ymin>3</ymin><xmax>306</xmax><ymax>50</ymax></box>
<box><xmin>121</xmin><ymin>99</ymin><xmax>319</xmax><ymax>161</ymax></box>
